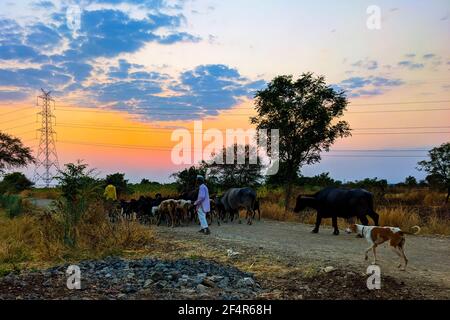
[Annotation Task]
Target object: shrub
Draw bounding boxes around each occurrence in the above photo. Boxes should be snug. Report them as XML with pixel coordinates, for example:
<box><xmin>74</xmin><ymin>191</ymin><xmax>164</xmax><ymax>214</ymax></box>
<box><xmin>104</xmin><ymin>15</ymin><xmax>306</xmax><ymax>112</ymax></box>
<box><xmin>0</xmin><ymin>172</ymin><xmax>33</xmax><ymax>194</ymax></box>
<box><xmin>55</xmin><ymin>161</ymin><xmax>102</xmax><ymax>247</ymax></box>
<box><xmin>0</xmin><ymin>194</ymin><xmax>23</xmax><ymax>218</ymax></box>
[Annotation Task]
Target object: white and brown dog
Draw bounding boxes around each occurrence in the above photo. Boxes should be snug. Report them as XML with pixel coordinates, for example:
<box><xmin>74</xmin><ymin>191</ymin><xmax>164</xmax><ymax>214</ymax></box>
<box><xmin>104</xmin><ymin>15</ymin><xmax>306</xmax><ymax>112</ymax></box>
<box><xmin>351</xmin><ymin>224</ymin><xmax>420</xmax><ymax>270</ymax></box>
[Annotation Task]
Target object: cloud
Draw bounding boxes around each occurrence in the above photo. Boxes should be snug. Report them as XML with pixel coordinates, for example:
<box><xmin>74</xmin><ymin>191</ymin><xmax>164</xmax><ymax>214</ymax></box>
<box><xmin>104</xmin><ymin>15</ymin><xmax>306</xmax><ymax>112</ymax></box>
<box><xmin>0</xmin><ymin>66</ymin><xmax>72</xmax><ymax>93</ymax></box>
<box><xmin>26</xmin><ymin>23</ymin><xmax>63</xmax><ymax>50</ymax></box>
<box><xmin>89</xmin><ymin>64</ymin><xmax>266</xmax><ymax>121</ymax></box>
<box><xmin>340</xmin><ymin>77</ymin><xmax>371</xmax><ymax>89</ymax></box>
<box><xmin>58</xmin><ymin>9</ymin><xmax>198</xmax><ymax>59</ymax></box>
<box><xmin>423</xmin><ymin>53</ymin><xmax>436</xmax><ymax>60</ymax></box>
<box><xmin>0</xmin><ymin>90</ymin><xmax>29</xmax><ymax>101</ymax></box>
<box><xmin>62</xmin><ymin>62</ymin><xmax>94</xmax><ymax>82</ymax></box>
<box><xmin>91</xmin><ymin>0</ymin><xmax>166</xmax><ymax>8</ymax></box>
<box><xmin>0</xmin><ymin>4</ymin><xmax>262</xmax><ymax>121</ymax></box>
<box><xmin>334</xmin><ymin>76</ymin><xmax>404</xmax><ymax>98</ymax></box>
<box><xmin>398</xmin><ymin>60</ymin><xmax>424</xmax><ymax>70</ymax></box>
<box><xmin>351</xmin><ymin>59</ymin><xmax>378</xmax><ymax>70</ymax></box>
<box><xmin>31</xmin><ymin>1</ymin><xmax>55</xmax><ymax>9</ymax></box>
<box><xmin>0</xmin><ymin>3</ymin><xmax>202</xmax><ymax>104</ymax></box>
<box><xmin>1</xmin><ymin>5</ymin><xmax>199</xmax><ymax>61</ymax></box>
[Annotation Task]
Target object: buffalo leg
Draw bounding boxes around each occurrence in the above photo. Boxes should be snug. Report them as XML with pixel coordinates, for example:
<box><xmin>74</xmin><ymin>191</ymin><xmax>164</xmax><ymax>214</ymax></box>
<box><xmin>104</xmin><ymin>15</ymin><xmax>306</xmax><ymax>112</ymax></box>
<box><xmin>312</xmin><ymin>214</ymin><xmax>322</xmax><ymax>233</ymax></box>
<box><xmin>369</xmin><ymin>211</ymin><xmax>379</xmax><ymax>226</ymax></box>
<box><xmin>360</xmin><ymin>215</ymin><xmax>369</xmax><ymax>226</ymax></box>
<box><xmin>247</xmin><ymin>209</ymin><xmax>253</xmax><ymax>225</ymax></box>
<box><xmin>332</xmin><ymin>216</ymin><xmax>339</xmax><ymax>235</ymax></box>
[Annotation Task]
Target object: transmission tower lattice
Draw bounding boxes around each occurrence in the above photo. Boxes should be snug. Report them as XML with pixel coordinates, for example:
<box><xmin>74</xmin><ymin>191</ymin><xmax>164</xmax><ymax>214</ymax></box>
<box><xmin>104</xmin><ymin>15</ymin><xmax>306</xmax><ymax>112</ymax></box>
<box><xmin>33</xmin><ymin>89</ymin><xmax>60</xmax><ymax>187</ymax></box>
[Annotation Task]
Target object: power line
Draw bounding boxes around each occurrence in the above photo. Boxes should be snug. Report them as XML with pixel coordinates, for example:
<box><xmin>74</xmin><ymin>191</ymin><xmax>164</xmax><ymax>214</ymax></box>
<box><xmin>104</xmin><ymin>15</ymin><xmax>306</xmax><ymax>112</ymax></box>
<box><xmin>352</xmin><ymin>126</ymin><xmax>450</xmax><ymax>130</ymax></box>
<box><xmin>54</xmin><ymin>139</ymin><xmax>429</xmax><ymax>158</ymax></box>
<box><xmin>63</xmin><ymin>123</ymin><xmax>450</xmax><ymax>131</ymax></box>
<box><xmin>54</xmin><ymin>107</ymin><xmax>450</xmax><ymax>116</ymax></box>
<box><xmin>349</xmin><ymin>131</ymin><xmax>450</xmax><ymax>135</ymax></box>
<box><xmin>0</xmin><ymin>114</ymin><xmax>36</xmax><ymax>125</ymax></box>
<box><xmin>347</xmin><ymin>100</ymin><xmax>450</xmax><ymax>107</ymax></box>
<box><xmin>14</xmin><ymin>129</ymin><xmax>38</xmax><ymax>136</ymax></box>
<box><xmin>347</xmin><ymin>108</ymin><xmax>450</xmax><ymax>114</ymax></box>
<box><xmin>56</xmin><ymin>139</ymin><xmax>424</xmax><ymax>152</ymax></box>
<box><xmin>54</xmin><ymin>99</ymin><xmax>450</xmax><ymax>113</ymax></box>
<box><xmin>53</xmin><ymin>124</ymin><xmax>450</xmax><ymax>136</ymax></box>
<box><xmin>15</xmin><ymin>136</ymin><xmax>434</xmax><ymax>153</ymax></box>
<box><xmin>0</xmin><ymin>106</ymin><xmax>34</xmax><ymax>117</ymax></box>
<box><xmin>2</xmin><ymin>122</ymin><xmax>37</xmax><ymax>131</ymax></box>
<box><xmin>321</xmin><ymin>155</ymin><xmax>427</xmax><ymax>158</ymax></box>
<box><xmin>328</xmin><ymin>149</ymin><xmax>429</xmax><ymax>152</ymax></box>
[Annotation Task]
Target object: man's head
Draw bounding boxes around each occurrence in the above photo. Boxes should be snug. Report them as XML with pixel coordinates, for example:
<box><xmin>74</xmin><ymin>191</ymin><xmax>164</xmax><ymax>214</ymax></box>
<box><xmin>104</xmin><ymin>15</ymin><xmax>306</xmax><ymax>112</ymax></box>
<box><xmin>196</xmin><ymin>175</ymin><xmax>205</xmax><ymax>185</ymax></box>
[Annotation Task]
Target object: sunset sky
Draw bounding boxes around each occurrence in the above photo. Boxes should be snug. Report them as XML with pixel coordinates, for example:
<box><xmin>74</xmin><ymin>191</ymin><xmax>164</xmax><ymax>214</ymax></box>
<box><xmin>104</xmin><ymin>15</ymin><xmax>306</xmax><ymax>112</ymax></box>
<box><xmin>0</xmin><ymin>0</ymin><xmax>449</xmax><ymax>184</ymax></box>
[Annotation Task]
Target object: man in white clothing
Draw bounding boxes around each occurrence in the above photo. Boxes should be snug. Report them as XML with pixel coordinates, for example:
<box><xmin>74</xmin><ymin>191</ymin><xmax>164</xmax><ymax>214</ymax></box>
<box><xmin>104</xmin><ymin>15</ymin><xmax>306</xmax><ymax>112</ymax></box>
<box><xmin>194</xmin><ymin>175</ymin><xmax>210</xmax><ymax>235</ymax></box>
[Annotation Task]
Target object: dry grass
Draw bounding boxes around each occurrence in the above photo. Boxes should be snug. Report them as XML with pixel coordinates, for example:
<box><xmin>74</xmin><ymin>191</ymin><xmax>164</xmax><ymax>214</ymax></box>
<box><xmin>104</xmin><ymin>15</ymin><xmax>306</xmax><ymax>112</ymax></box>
<box><xmin>21</xmin><ymin>188</ymin><xmax>60</xmax><ymax>200</ymax></box>
<box><xmin>260</xmin><ymin>201</ymin><xmax>450</xmax><ymax>236</ymax></box>
<box><xmin>0</xmin><ymin>206</ymin><xmax>154</xmax><ymax>274</ymax></box>
<box><xmin>384</xmin><ymin>190</ymin><xmax>446</xmax><ymax>206</ymax></box>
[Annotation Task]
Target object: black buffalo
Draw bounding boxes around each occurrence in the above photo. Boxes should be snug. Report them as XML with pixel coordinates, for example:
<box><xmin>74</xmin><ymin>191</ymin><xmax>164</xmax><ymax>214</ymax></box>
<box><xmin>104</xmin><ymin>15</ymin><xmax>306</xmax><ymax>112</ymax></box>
<box><xmin>294</xmin><ymin>187</ymin><xmax>379</xmax><ymax>235</ymax></box>
<box><xmin>220</xmin><ymin>187</ymin><xmax>257</xmax><ymax>225</ymax></box>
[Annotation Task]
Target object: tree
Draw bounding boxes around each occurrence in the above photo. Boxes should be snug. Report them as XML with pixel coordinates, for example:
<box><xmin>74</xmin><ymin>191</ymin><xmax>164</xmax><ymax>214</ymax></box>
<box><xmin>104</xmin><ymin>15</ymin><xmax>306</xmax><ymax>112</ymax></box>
<box><xmin>0</xmin><ymin>132</ymin><xmax>34</xmax><ymax>173</ymax></box>
<box><xmin>251</xmin><ymin>73</ymin><xmax>351</xmax><ymax>211</ymax></box>
<box><xmin>417</xmin><ymin>143</ymin><xmax>450</xmax><ymax>203</ymax></box>
<box><xmin>204</xmin><ymin>144</ymin><xmax>263</xmax><ymax>190</ymax></box>
<box><xmin>404</xmin><ymin>176</ymin><xmax>418</xmax><ymax>187</ymax></box>
<box><xmin>0</xmin><ymin>172</ymin><xmax>34</xmax><ymax>194</ymax></box>
<box><xmin>345</xmin><ymin>177</ymin><xmax>388</xmax><ymax>199</ymax></box>
<box><xmin>105</xmin><ymin>173</ymin><xmax>129</xmax><ymax>197</ymax></box>
<box><xmin>171</xmin><ymin>166</ymin><xmax>208</xmax><ymax>193</ymax></box>
<box><xmin>298</xmin><ymin>172</ymin><xmax>342</xmax><ymax>187</ymax></box>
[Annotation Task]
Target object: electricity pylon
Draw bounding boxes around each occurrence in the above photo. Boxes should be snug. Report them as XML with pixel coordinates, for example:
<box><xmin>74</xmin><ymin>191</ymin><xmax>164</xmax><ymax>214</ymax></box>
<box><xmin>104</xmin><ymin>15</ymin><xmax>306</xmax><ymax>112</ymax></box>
<box><xmin>33</xmin><ymin>89</ymin><xmax>60</xmax><ymax>187</ymax></box>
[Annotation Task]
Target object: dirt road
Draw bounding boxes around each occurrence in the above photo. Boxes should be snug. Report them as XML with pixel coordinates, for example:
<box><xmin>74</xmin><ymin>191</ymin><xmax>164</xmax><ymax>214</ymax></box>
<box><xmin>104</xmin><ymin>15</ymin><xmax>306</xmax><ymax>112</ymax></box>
<box><xmin>159</xmin><ymin>219</ymin><xmax>450</xmax><ymax>295</ymax></box>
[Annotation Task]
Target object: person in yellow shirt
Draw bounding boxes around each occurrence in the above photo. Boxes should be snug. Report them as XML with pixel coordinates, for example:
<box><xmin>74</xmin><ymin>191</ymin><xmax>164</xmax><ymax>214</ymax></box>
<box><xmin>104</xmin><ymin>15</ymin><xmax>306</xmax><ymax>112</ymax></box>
<box><xmin>104</xmin><ymin>184</ymin><xmax>118</xmax><ymax>222</ymax></box>
<box><xmin>104</xmin><ymin>184</ymin><xmax>117</xmax><ymax>201</ymax></box>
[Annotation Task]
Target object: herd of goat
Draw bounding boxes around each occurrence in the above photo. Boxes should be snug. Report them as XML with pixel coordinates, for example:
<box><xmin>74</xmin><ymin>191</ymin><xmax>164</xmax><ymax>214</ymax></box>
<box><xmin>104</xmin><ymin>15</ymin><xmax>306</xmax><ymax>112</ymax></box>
<box><xmin>110</xmin><ymin>187</ymin><xmax>261</xmax><ymax>227</ymax></box>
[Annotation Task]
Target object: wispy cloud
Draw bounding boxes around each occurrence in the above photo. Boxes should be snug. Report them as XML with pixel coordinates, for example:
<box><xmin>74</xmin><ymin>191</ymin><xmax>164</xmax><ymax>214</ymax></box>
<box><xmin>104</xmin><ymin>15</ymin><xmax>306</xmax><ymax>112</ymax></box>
<box><xmin>351</xmin><ymin>59</ymin><xmax>378</xmax><ymax>70</ymax></box>
<box><xmin>397</xmin><ymin>60</ymin><xmax>424</xmax><ymax>70</ymax></box>
<box><xmin>334</xmin><ymin>76</ymin><xmax>404</xmax><ymax>98</ymax></box>
<box><xmin>423</xmin><ymin>53</ymin><xmax>436</xmax><ymax>60</ymax></box>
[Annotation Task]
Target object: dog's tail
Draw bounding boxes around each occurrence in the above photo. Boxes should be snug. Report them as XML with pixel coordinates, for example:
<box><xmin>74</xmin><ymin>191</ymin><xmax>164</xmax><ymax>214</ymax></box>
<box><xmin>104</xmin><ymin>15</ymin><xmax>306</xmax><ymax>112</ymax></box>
<box><xmin>402</xmin><ymin>225</ymin><xmax>421</xmax><ymax>235</ymax></box>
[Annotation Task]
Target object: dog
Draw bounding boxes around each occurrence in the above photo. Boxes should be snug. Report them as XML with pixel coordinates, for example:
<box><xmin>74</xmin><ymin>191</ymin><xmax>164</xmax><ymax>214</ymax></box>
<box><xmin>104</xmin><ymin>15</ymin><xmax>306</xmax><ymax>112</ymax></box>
<box><xmin>351</xmin><ymin>224</ymin><xmax>420</xmax><ymax>270</ymax></box>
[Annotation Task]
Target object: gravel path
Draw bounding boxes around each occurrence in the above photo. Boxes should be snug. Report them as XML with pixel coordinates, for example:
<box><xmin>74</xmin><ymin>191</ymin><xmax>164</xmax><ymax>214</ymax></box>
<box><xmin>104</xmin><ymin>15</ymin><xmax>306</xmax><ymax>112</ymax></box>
<box><xmin>159</xmin><ymin>219</ymin><xmax>450</xmax><ymax>293</ymax></box>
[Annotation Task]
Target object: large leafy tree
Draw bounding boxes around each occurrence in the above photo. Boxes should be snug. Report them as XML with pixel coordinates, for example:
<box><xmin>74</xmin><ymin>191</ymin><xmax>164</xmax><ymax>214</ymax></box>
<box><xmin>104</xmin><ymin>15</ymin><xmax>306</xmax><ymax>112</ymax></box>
<box><xmin>0</xmin><ymin>132</ymin><xmax>35</xmax><ymax>173</ymax></box>
<box><xmin>204</xmin><ymin>144</ymin><xmax>263</xmax><ymax>190</ymax></box>
<box><xmin>171</xmin><ymin>166</ymin><xmax>209</xmax><ymax>193</ymax></box>
<box><xmin>417</xmin><ymin>142</ymin><xmax>450</xmax><ymax>203</ymax></box>
<box><xmin>251</xmin><ymin>73</ymin><xmax>351</xmax><ymax>211</ymax></box>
